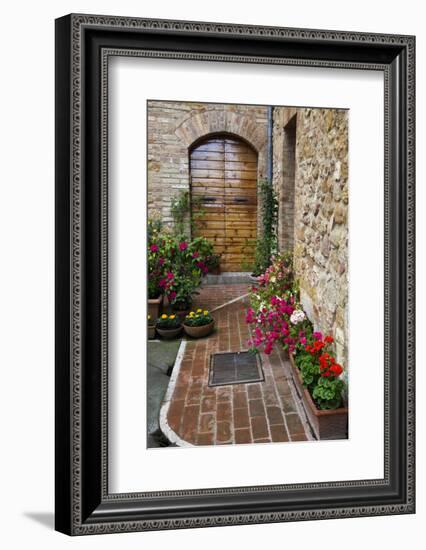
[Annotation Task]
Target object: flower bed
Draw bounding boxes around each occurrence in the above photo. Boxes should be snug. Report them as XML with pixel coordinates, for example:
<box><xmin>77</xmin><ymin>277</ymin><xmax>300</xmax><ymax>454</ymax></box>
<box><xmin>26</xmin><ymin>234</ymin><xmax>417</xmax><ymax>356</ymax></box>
<box><xmin>246</xmin><ymin>252</ymin><xmax>348</xmax><ymax>439</ymax></box>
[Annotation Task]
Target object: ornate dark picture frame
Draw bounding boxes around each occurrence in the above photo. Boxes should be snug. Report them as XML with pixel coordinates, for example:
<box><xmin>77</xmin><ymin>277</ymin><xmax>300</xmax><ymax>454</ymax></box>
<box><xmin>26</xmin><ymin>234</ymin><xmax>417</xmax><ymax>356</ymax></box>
<box><xmin>55</xmin><ymin>14</ymin><xmax>415</xmax><ymax>535</ymax></box>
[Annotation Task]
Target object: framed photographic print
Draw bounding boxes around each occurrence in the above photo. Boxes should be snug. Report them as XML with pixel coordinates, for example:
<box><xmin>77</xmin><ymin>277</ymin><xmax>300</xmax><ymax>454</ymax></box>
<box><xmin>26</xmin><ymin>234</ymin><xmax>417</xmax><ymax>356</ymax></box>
<box><xmin>55</xmin><ymin>14</ymin><xmax>415</xmax><ymax>535</ymax></box>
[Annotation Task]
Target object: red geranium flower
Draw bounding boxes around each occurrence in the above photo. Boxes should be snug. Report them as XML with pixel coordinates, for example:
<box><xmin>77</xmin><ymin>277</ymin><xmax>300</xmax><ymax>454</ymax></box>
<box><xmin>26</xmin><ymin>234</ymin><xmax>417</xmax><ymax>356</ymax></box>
<box><xmin>324</xmin><ymin>335</ymin><xmax>334</xmax><ymax>344</ymax></box>
<box><xmin>329</xmin><ymin>364</ymin><xmax>343</xmax><ymax>376</ymax></box>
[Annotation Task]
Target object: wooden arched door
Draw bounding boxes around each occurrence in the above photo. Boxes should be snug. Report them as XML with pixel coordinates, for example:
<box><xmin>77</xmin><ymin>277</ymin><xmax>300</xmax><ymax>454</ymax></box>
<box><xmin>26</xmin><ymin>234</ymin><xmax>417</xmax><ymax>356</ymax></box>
<box><xmin>190</xmin><ymin>135</ymin><xmax>258</xmax><ymax>272</ymax></box>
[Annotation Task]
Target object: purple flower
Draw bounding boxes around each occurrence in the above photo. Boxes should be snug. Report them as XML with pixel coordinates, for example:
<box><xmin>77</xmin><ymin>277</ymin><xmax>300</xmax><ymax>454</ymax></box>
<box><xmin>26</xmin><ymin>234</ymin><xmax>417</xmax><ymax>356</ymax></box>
<box><xmin>150</xmin><ymin>244</ymin><xmax>159</xmax><ymax>253</ymax></box>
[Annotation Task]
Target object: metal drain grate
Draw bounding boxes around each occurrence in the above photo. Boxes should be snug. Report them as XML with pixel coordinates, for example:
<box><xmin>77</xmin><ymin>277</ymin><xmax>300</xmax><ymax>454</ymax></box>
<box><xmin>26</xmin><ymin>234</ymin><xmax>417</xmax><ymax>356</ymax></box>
<box><xmin>208</xmin><ymin>351</ymin><xmax>264</xmax><ymax>387</ymax></box>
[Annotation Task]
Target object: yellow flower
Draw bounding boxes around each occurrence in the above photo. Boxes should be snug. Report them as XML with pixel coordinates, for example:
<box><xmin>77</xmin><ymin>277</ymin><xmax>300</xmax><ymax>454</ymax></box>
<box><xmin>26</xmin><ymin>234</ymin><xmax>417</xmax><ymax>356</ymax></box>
<box><xmin>189</xmin><ymin>311</ymin><xmax>195</xmax><ymax>316</ymax></box>
<box><xmin>197</xmin><ymin>308</ymin><xmax>202</xmax><ymax>313</ymax></box>
<box><xmin>203</xmin><ymin>310</ymin><xmax>209</xmax><ymax>315</ymax></box>
<box><xmin>161</xmin><ymin>314</ymin><xmax>167</xmax><ymax>319</ymax></box>
<box><xmin>169</xmin><ymin>315</ymin><xmax>176</xmax><ymax>319</ymax></box>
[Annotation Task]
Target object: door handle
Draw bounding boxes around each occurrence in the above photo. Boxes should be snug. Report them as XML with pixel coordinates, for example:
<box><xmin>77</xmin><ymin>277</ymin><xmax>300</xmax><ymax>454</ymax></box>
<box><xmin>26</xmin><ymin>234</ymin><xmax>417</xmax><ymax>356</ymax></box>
<box><xmin>233</xmin><ymin>197</ymin><xmax>248</xmax><ymax>203</ymax></box>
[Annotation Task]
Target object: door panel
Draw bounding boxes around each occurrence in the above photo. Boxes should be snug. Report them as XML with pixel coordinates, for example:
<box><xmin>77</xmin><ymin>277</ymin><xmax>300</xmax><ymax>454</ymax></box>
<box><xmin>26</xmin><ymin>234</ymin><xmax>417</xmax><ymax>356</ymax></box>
<box><xmin>190</xmin><ymin>136</ymin><xmax>257</xmax><ymax>272</ymax></box>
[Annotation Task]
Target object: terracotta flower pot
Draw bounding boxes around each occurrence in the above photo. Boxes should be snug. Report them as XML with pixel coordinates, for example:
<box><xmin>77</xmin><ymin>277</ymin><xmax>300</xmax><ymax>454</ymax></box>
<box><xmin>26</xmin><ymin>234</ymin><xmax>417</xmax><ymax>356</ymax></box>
<box><xmin>148</xmin><ymin>325</ymin><xmax>156</xmax><ymax>340</ymax></box>
<box><xmin>156</xmin><ymin>326</ymin><xmax>182</xmax><ymax>340</ymax></box>
<box><xmin>183</xmin><ymin>320</ymin><xmax>215</xmax><ymax>338</ymax></box>
<box><xmin>288</xmin><ymin>353</ymin><xmax>348</xmax><ymax>440</ymax></box>
<box><xmin>148</xmin><ymin>295</ymin><xmax>163</xmax><ymax>320</ymax></box>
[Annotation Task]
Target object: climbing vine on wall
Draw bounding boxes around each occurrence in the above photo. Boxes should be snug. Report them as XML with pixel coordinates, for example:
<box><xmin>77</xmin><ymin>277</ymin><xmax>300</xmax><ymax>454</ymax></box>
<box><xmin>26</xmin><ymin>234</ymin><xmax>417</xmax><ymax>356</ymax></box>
<box><xmin>253</xmin><ymin>179</ymin><xmax>278</xmax><ymax>276</ymax></box>
<box><xmin>170</xmin><ymin>190</ymin><xmax>205</xmax><ymax>237</ymax></box>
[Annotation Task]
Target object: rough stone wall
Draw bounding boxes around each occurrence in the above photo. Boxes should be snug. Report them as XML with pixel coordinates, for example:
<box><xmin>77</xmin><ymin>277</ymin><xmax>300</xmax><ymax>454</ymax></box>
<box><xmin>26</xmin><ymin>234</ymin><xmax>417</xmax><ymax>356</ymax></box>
<box><xmin>147</xmin><ymin>101</ymin><xmax>269</xmax><ymax>227</ymax></box>
<box><xmin>295</xmin><ymin>108</ymin><xmax>348</xmax><ymax>368</ymax></box>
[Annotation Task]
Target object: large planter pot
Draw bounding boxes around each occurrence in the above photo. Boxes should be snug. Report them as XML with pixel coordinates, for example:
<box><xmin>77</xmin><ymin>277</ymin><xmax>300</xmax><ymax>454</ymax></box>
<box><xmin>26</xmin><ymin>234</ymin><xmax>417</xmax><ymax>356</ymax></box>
<box><xmin>183</xmin><ymin>320</ymin><xmax>215</xmax><ymax>339</ymax></box>
<box><xmin>148</xmin><ymin>295</ymin><xmax>163</xmax><ymax>320</ymax></box>
<box><xmin>148</xmin><ymin>325</ymin><xmax>156</xmax><ymax>340</ymax></box>
<box><xmin>288</xmin><ymin>353</ymin><xmax>348</xmax><ymax>441</ymax></box>
<box><xmin>156</xmin><ymin>326</ymin><xmax>182</xmax><ymax>340</ymax></box>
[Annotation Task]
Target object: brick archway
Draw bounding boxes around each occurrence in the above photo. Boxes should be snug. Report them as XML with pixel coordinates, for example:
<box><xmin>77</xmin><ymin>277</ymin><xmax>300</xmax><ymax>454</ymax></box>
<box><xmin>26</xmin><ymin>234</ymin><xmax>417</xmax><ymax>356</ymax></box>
<box><xmin>175</xmin><ymin>109</ymin><xmax>266</xmax><ymax>153</ymax></box>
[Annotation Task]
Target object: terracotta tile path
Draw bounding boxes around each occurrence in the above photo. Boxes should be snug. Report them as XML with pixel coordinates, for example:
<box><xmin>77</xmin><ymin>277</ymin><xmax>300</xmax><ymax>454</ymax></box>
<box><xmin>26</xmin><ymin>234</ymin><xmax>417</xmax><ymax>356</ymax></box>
<box><xmin>164</xmin><ymin>284</ymin><xmax>310</xmax><ymax>446</ymax></box>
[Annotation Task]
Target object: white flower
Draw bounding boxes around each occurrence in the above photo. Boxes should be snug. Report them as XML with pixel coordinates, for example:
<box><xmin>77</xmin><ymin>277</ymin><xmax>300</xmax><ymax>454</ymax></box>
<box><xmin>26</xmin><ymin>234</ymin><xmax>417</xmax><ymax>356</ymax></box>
<box><xmin>290</xmin><ymin>309</ymin><xmax>306</xmax><ymax>325</ymax></box>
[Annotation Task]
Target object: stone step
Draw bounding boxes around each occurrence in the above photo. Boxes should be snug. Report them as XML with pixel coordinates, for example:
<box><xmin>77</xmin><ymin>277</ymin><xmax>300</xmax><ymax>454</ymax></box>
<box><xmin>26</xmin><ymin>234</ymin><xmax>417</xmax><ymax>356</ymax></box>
<box><xmin>203</xmin><ymin>272</ymin><xmax>254</xmax><ymax>285</ymax></box>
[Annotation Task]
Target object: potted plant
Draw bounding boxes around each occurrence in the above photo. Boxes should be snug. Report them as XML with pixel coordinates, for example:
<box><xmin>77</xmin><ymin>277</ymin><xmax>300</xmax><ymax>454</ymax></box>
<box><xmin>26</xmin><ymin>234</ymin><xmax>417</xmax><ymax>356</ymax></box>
<box><xmin>183</xmin><ymin>309</ymin><xmax>215</xmax><ymax>338</ymax></box>
<box><xmin>156</xmin><ymin>314</ymin><xmax>182</xmax><ymax>339</ymax></box>
<box><xmin>147</xmin><ymin>220</ymin><xmax>165</xmax><ymax>319</ymax></box>
<box><xmin>288</xmin><ymin>340</ymin><xmax>348</xmax><ymax>440</ymax></box>
<box><xmin>147</xmin><ymin>315</ymin><xmax>156</xmax><ymax>340</ymax></box>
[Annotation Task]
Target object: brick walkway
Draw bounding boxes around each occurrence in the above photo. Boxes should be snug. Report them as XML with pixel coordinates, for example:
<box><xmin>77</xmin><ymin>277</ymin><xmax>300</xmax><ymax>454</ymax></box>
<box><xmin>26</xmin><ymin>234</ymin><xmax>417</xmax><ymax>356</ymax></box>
<box><xmin>165</xmin><ymin>284</ymin><xmax>309</xmax><ymax>446</ymax></box>
<box><xmin>195</xmin><ymin>283</ymin><xmax>249</xmax><ymax>312</ymax></box>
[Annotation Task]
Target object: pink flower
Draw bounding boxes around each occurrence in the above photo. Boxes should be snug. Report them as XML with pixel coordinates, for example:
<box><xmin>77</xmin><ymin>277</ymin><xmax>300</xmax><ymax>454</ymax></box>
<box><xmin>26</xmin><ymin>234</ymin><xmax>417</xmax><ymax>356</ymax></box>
<box><xmin>167</xmin><ymin>271</ymin><xmax>174</xmax><ymax>280</ymax></box>
<box><xmin>192</xmin><ymin>251</ymin><xmax>199</xmax><ymax>258</ymax></box>
<box><xmin>179</xmin><ymin>241</ymin><xmax>188</xmax><ymax>251</ymax></box>
<box><xmin>300</xmin><ymin>337</ymin><xmax>307</xmax><ymax>345</ymax></box>
<box><xmin>158</xmin><ymin>278</ymin><xmax>166</xmax><ymax>288</ymax></box>
<box><xmin>313</xmin><ymin>331</ymin><xmax>323</xmax><ymax>340</ymax></box>
<box><xmin>245</xmin><ymin>308</ymin><xmax>255</xmax><ymax>323</ymax></box>
<box><xmin>168</xmin><ymin>291</ymin><xmax>176</xmax><ymax>301</ymax></box>
<box><xmin>150</xmin><ymin>244</ymin><xmax>159</xmax><ymax>253</ymax></box>
<box><xmin>158</xmin><ymin>257</ymin><xmax>165</xmax><ymax>266</ymax></box>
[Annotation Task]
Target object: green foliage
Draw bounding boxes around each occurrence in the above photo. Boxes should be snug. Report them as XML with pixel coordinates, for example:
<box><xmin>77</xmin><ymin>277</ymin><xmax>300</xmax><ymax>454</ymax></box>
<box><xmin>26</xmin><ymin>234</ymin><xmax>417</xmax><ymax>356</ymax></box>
<box><xmin>295</xmin><ymin>350</ymin><xmax>320</xmax><ymax>390</ymax></box>
<box><xmin>156</xmin><ymin>314</ymin><xmax>182</xmax><ymax>329</ymax></box>
<box><xmin>170</xmin><ymin>190</ymin><xmax>205</xmax><ymax>237</ymax></box>
<box><xmin>252</xmin><ymin>179</ymin><xmax>278</xmax><ymax>276</ymax></box>
<box><xmin>312</xmin><ymin>376</ymin><xmax>345</xmax><ymax>410</ymax></box>
<box><xmin>170</xmin><ymin>190</ymin><xmax>190</xmax><ymax>236</ymax></box>
<box><xmin>184</xmin><ymin>309</ymin><xmax>213</xmax><ymax>327</ymax></box>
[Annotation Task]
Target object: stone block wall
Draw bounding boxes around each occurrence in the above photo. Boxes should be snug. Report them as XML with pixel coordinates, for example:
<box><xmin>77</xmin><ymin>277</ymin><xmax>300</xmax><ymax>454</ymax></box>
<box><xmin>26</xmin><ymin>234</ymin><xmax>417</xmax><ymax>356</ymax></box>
<box><xmin>147</xmin><ymin>100</ymin><xmax>269</xmax><ymax>227</ymax></box>
<box><xmin>273</xmin><ymin>107</ymin><xmax>349</xmax><ymax>369</ymax></box>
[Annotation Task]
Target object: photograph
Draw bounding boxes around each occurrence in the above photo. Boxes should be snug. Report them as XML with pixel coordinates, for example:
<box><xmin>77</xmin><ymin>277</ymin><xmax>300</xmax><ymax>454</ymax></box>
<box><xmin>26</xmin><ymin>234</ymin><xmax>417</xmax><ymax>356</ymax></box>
<box><xmin>147</xmin><ymin>100</ymin><xmax>349</xmax><ymax>448</ymax></box>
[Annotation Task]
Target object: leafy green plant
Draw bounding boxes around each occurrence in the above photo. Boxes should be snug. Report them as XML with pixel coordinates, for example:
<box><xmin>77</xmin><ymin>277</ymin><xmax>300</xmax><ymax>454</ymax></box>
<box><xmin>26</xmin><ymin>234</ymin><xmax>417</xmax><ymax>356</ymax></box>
<box><xmin>295</xmin><ymin>350</ymin><xmax>319</xmax><ymax>391</ymax></box>
<box><xmin>156</xmin><ymin>314</ymin><xmax>182</xmax><ymax>329</ymax></box>
<box><xmin>206</xmin><ymin>253</ymin><xmax>221</xmax><ymax>271</ymax></box>
<box><xmin>252</xmin><ymin>179</ymin><xmax>278</xmax><ymax>276</ymax></box>
<box><xmin>170</xmin><ymin>190</ymin><xmax>190</xmax><ymax>236</ymax></box>
<box><xmin>170</xmin><ymin>190</ymin><xmax>205</xmax><ymax>237</ymax></box>
<box><xmin>184</xmin><ymin>309</ymin><xmax>213</xmax><ymax>327</ymax></box>
<box><xmin>312</xmin><ymin>376</ymin><xmax>345</xmax><ymax>410</ymax></box>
